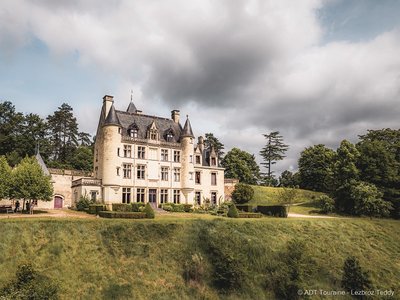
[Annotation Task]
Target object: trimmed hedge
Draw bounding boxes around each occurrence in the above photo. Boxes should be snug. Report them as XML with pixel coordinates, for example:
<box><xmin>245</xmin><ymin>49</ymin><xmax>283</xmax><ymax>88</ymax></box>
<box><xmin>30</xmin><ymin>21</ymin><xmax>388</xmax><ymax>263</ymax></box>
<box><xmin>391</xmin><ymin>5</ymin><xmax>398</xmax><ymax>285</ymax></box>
<box><xmin>112</xmin><ymin>203</ymin><xmax>132</xmax><ymax>212</ymax></box>
<box><xmin>162</xmin><ymin>203</ymin><xmax>187</xmax><ymax>212</ymax></box>
<box><xmin>236</xmin><ymin>205</ymin><xmax>254</xmax><ymax>212</ymax></box>
<box><xmin>238</xmin><ymin>213</ymin><xmax>262</xmax><ymax>218</ymax></box>
<box><xmin>88</xmin><ymin>204</ymin><xmax>106</xmax><ymax>215</ymax></box>
<box><xmin>98</xmin><ymin>211</ymin><xmax>146</xmax><ymax>219</ymax></box>
<box><xmin>132</xmin><ymin>202</ymin><xmax>145</xmax><ymax>212</ymax></box>
<box><xmin>227</xmin><ymin>204</ymin><xmax>239</xmax><ymax>218</ymax></box>
<box><xmin>256</xmin><ymin>205</ymin><xmax>288</xmax><ymax>218</ymax></box>
<box><xmin>144</xmin><ymin>203</ymin><xmax>155</xmax><ymax>219</ymax></box>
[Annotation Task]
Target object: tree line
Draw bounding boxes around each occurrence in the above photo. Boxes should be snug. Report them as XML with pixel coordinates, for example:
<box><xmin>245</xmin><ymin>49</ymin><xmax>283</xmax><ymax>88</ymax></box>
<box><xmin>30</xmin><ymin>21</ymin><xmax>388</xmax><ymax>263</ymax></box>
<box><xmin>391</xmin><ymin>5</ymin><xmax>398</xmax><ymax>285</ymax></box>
<box><xmin>0</xmin><ymin>101</ymin><xmax>93</xmax><ymax>170</ymax></box>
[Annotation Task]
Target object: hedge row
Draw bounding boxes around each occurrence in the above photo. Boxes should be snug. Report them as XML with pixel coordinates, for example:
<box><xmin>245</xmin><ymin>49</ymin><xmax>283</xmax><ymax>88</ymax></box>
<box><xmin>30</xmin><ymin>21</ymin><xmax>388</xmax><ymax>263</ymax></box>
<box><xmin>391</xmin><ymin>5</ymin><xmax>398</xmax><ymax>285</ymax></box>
<box><xmin>235</xmin><ymin>205</ymin><xmax>254</xmax><ymax>212</ymax></box>
<box><xmin>238</xmin><ymin>212</ymin><xmax>262</xmax><ymax>218</ymax></box>
<box><xmin>98</xmin><ymin>211</ymin><xmax>147</xmax><ymax>219</ymax></box>
<box><xmin>162</xmin><ymin>203</ymin><xmax>192</xmax><ymax>212</ymax></box>
<box><xmin>111</xmin><ymin>203</ymin><xmax>146</xmax><ymax>212</ymax></box>
<box><xmin>88</xmin><ymin>204</ymin><xmax>106</xmax><ymax>215</ymax></box>
<box><xmin>256</xmin><ymin>205</ymin><xmax>288</xmax><ymax>218</ymax></box>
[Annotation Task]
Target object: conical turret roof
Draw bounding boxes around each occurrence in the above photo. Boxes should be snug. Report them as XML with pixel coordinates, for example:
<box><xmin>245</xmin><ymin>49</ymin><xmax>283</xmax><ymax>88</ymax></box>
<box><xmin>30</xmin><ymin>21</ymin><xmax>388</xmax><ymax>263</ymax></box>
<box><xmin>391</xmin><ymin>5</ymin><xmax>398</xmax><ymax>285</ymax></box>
<box><xmin>127</xmin><ymin>101</ymin><xmax>137</xmax><ymax>113</ymax></box>
<box><xmin>181</xmin><ymin>115</ymin><xmax>194</xmax><ymax>138</ymax></box>
<box><xmin>104</xmin><ymin>104</ymin><xmax>121</xmax><ymax>126</ymax></box>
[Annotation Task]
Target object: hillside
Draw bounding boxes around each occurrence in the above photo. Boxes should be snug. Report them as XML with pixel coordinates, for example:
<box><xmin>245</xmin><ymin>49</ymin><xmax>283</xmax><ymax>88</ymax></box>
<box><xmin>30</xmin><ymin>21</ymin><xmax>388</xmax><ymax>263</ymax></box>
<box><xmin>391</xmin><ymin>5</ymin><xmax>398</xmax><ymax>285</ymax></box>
<box><xmin>0</xmin><ymin>217</ymin><xmax>399</xmax><ymax>299</ymax></box>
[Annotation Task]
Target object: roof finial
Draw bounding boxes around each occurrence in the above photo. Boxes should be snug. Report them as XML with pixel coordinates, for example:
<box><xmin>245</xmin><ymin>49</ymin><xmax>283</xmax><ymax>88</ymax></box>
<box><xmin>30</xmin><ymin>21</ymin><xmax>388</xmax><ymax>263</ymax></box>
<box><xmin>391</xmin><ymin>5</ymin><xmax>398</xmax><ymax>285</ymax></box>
<box><xmin>186</xmin><ymin>114</ymin><xmax>189</xmax><ymax>119</ymax></box>
<box><xmin>130</xmin><ymin>89</ymin><xmax>133</xmax><ymax>102</ymax></box>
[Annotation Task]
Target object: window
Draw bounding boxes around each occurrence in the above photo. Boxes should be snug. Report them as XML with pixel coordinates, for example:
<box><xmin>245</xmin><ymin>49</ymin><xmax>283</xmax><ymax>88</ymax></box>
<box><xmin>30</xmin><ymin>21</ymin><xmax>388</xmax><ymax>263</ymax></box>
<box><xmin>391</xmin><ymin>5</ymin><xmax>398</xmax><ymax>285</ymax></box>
<box><xmin>150</xmin><ymin>130</ymin><xmax>157</xmax><ymax>140</ymax></box>
<box><xmin>160</xmin><ymin>189</ymin><xmax>168</xmax><ymax>203</ymax></box>
<box><xmin>90</xmin><ymin>191</ymin><xmax>97</xmax><ymax>202</ymax></box>
<box><xmin>211</xmin><ymin>172</ymin><xmax>217</xmax><ymax>185</ymax></box>
<box><xmin>116</xmin><ymin>167</ymin><xmax>120</xmax><ymax>176</ymax></box>
<box><xmin>117</xmin><ymin>148</ymin><xmax>120</xmax><ymax>156</ymax></box>
<box><xmin>161</xmin><ymin>167</ymin><xmax>169</xmax><ymax>181</ymax></box>
<box><xmin>174</xmin><ymin>168</ymin><xmax>181</xmax><ymax>182</ymax></box>
<box><xmin>174</xmin><ymin>150</ymin><xmax>180</xmax><ymax>162</ymax></box>
<box><xmin>173</xmin><ymin>190</ymin><xmax>180</xmax><ymax>204</ymax></box>
<box><xmin>211</xmin><ymin>157</ymin><xmax>216</xmax><ymax>166</ymax></box>
<box><xmin>211</xmin><ymin>192</ymin><xmax>217</xmax><ymax>205</ymax></box>
<box><xmin>189</xmin><ymin>172</ymin><xmax>193</xmax><ymax>180</ymax></box>
<box><xmin>95</xmin><ymin>150</ymin><xmax>98</xmax><ymax>162</ymax></box>
<box><xmin>137</xmin><ymin>146</ymin><xmax>145</xmax><ymax>159</ymax></box>
<box><xmin>161</xmin><ymin>149</ymin><xmax>168</xmax><ymax>161</ymax></box>
<box><xmin>190</xmin><ymin>155</ymin><xmax>193</xmax><ymax>163</ymax></box>
<box><xmin>195</xmin><ymin>192</ymin><xmax>201</xmax><ymax>205</ymax></box>
<box><xmin>195</xmin><ymin>155</ymin><xmax>201</xmax><ymax>164</ymax></box>
<box><xmin>195</xmin><ymin>171</ymin><xmax>201</xmax><ymax>184</ymax></box>
<box><xmin>123</xmin><ymin>145</ymin><xmax>132</xmax><ymax>157</ymax></box>
<box><xmin>122</xmin><ymin>188</ymin><xmax>131</xmax><ymax>204</ymax></box>
<box><xmin>129</xmin><ymin>129</ymin><xmax>138</xmax><ymax>138</ymax></box>
<box><xmin>166</xmin><ymin>132</ymin><xmax>174</xmax><ymax>142</ymax></box>
<box><xmin>137</xmin><ymin>165</ymin><xmax>145</xmax><ymax>179</ymax></box>
<box><xmin>118</xmin><ymin>128</ymin><xmax>121</xmax><ymax>134</ymax></box>
<box><xmin>136</xmin><ymin>188</ymin><xmax>145</xmax><ymax>202</ymax></box>
<box><xmin>123</xmin><ymin>164</ymin><xmax>132</xmax><ymax>179</ymax></box>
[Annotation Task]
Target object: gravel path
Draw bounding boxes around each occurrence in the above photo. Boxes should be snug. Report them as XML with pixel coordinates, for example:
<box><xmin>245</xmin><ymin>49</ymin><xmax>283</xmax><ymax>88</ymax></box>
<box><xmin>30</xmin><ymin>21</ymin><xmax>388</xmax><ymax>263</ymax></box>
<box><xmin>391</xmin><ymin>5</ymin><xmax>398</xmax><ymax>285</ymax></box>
<box><xmin>0</xmin><ymin>209</ymin><xmax>96</xmax><ymax>219</ymax></box>
<box><xmin>288</xmin><ymin>212</ymin><xmax>337</xmax><ymax>219</ymax></box>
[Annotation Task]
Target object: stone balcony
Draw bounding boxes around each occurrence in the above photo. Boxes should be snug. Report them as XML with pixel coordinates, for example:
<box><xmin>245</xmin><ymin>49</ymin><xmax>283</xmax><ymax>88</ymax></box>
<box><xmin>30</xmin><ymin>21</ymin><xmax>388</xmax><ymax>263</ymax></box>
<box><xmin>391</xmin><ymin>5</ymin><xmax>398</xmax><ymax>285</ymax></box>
<box><xmin>71</xmin><ymin>177</ymin><xmax>102</xmax><ymax>187</ymax></box>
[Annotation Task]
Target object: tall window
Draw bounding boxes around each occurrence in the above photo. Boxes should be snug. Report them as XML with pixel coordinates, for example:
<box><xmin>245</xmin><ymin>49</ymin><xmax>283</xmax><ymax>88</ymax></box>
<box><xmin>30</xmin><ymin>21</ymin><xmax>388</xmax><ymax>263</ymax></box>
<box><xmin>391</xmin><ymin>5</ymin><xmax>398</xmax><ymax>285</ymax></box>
<box><xmin>137</xmin><ymin>165</ymin><xmax>145</xmax><ymax>179</ymax></box>
<box><xmin>123</xmin><ymin>145</ymin><xmax>132</xmax><ymax>157</ymax></box>
<box><xmin>211</xmin><ymin>192</ymin><xmax>217</xmax><ymax>205</ymax></box>
<box><xmin>190</xmin><ymin>155</ymin><xmax>193</xmax><ymax>163</ymax></box>
<box><xmin>173</xmin><ymin>190</ymin><xmax>180</xmax><ymax>204</ymax></box>
<box><xmin>123</xmin><ymin>164</ymin><xmax>132</xmax><ymax>179</ymax></box>
<box><xmin>195</xmin><ymin>155</ymin><xmax>201</xmax><ymax>164</ymax></box>
<box><xmin>161</xmin><ymin>167</ymin><xmax>169</xmax><ymax>181</ymax></box>
<box><xmin>136</xmin><ymin>188</ymin><xmax>145</xmax><ymax>202</ymax></box>
<box><xmin>160</xmin><ymin>189</ymin><xmax>168</xmax><ymax>203</ymax></box>
<box><xmin>211</xmin><ymin>172</ymin><xmax>217</xmax><ymax>185</ymax></box>
<box><xmin>174</xmin><ymin>150</ymin><xmax>180</xmax><ymax>162</ymax></box>
<box><xmin>150</xmin><ymin>130</ymin><xmax>157</xmax><ymax>140</ymax></box>
<box><xmin>117</xmin><ymin>148</ymin><xmax>120</xmax><ymax>156</ymax></box>
<box><xmin>211</xmin><ymin>157</ymin><xmax>216</xmax><ymax>166</ymax></box>
<box><xmin>122</xmin><ymin>188</ymin><xmax>131</xmax><ymax>204</ymax></box>
<box><xmin>195</xmin><ymin>171</ymin><xmax>201</xmax><ymax>184</ymax></box>
<box><xmin>90</xmin><ymin>191</ymin><xmax>97</xmax><ymax>202</ymax></box>
<box><xmin>174</xmin><ymin>168</ymin><xmax>181</xmax><ymax>182</ymax></box>
<box><xmin>195</xmin><ymin>192</ymin><xmax>201</xmax><ymax>205</ymax></box>
<box><xmin>137</xmin><ymin>146</ymin><xmax>145</xmax><ymax>159</ymax></box>
<box><xmin>161</xmin><ymin>149</ymin><xmax>168</xmax><ymax>161</ymax></box>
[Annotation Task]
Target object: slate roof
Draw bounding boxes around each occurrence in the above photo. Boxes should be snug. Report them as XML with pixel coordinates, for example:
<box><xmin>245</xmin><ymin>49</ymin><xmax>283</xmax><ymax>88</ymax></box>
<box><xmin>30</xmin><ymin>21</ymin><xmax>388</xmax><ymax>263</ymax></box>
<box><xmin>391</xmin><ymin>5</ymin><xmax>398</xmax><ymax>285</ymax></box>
<box><xmin>35</xmin><ymin>151</ymin><xmax>50</xmax><ymax>176</ymax></box>
<box><xmin>116</xmin><ymin>110</ymin><xmax>183</xmax><ymax>143</ymax></box>
<box><xmin>104</xmin><ymin>104</ymin><xmax>121</xmax><ymax>126</ymax></box>
<box><xmin>181</xmin><ymin>117</ymin><xmax>194</xmax><ymax>138</ymax></box>
<box><xmin>126</xmin><ymin>101</ymin><xmax>137</xmax><ymax>113</ymax></box>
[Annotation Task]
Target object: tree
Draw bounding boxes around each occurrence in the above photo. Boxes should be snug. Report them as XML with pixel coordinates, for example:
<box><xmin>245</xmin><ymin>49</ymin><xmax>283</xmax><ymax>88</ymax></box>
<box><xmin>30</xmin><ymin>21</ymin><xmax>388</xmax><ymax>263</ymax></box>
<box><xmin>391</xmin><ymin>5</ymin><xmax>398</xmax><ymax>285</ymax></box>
<box><xmin>204</xmin><ymin>133</ymin><xmax>225</xmax><ymax>161</ymax></box>
<box><xmin>279</xmin><ymin>170</ymin><xmax>300</xmax><ymax>187</ymax></box>
<box><xmin>298</xmin><ymin>144</ymin><xmax>336</xmax><ymax>193</ymax></box>
<box><xmin>69</xmin><ymin>146</ymin><xmax>93</xmax><ymax>171</ymax></box>
<box><xmin>231</xmin><ymin>183</ymin><xmax>254</xmax><ymax>204</ymax></box>
<box><xmin>341</xmin><ymin>257</ymin><xmax>372</xmax><ymax>294</ymax></box>
<box><xmin>318</xmin><ymin>195</ymin><xmax>335</xmax><ymax>214</ymax></box>
<box><xmin>278</xmin><ymin>187</ymin><xmax>298</xmax><ymax>212</ymax></box>
<box><xmin>221</xmin><ymin>148</ymin><xmax>260</xmax><ymax>184</ymax></box>
<box><xmin>259</xmin><ymin>131</ymin><xmax>288</xmax><ymax>185</ymax></box>
<box><xmin>11</xmin><ymin>157</ymin><xmax>53</xmax><ymax>213</ymax></box>
<box><xmin>0</xmin><ymin>155</ymin><xmax>12</xmax><ymax>199</ymax></box>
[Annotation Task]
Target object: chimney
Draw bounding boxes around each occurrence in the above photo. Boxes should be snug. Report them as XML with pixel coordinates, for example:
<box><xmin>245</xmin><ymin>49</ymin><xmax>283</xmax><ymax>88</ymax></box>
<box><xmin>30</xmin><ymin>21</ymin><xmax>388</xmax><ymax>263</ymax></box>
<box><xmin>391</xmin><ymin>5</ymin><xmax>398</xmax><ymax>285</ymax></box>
<box><xmin>103</xmin><ymin>95</ymin><xmax>114</xmax><ymax>118</ymax></box>
<box><xmin>171</xmin><ymin>110</ymin><xmax>180</xmax><ymax>123</ymax></box>
<box><xmin>198</xmin><ymin>136</ymin><xmax>204</xmax><ymax>152</ymax></box>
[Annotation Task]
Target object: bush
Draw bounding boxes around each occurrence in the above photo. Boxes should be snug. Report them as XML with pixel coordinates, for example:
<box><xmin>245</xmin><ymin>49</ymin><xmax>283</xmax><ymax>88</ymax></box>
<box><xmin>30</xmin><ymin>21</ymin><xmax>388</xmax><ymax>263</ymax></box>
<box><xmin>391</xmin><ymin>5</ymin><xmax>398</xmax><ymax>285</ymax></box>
<box><xmin>227</xmin><ymin>204</ymin><xmax>239</xmax><ymax>218</ymax></box>
<box><xmin>98</xmin><ymin>211</ymin><xmax>146</xmax><ymax>219</ymax></box>
<box><xmin>88</xmin><ymin>204</ymin><xmax>106</xmax><ymax>215</ymax></box>
<box><xmin>235</xmin><ymin>204</ymin><xmax>254</xmax><ymax>212</ymax></box>
<box><xmin>112</xmin><ymin>203</ymin><xmax>132</xmax><ymax>212</ymax></box>
<box><xmin>238</xmin><ymin>212</ymin><xmax>262</xmax><ymax>218</ymax></box>
<box><xmin>341</xmin><ymin>256</ymin><xmax>372</xmax><ymax>293</ymax></box>
<box><xmin>257</xmin><ymin>205</ymin><xmax>288</xmax><ymax>218</ymax></box>
<box><xmin>318</xmin><ymin>195</ymin><xmax>335</xmax><ymax>214</ymax></box>
<box><xmin>76</xmin><ymin>195</ymin><xmax>91</xmax><ymax>211</ymax></box>
<box><xmin>232</xmin><ymin>183</ymin><xmax>254</xmax><ymax>204</ymax></box>
<box><xmin>183</xmin><ymin>204</ymin><xmax>193</xmax><ymax>212</ymax></box>
<box><xmin>144</xmin><ymin>203</ymin><xmax>155</xmax><ymax>219</ymax></box>
<box><xmin>132</xmin><ymin>202</ymin><xmax>145</xmax><ymax>212</ymax></box>
<box><xmin>183</xmin><ymin>253</ymin><xmax>205</xmax><ymax>284</ymax></box>
<box><xmin>162</xmin><ymin>203</ymin><xmax>185</xmax><ymax>212</ymax></box>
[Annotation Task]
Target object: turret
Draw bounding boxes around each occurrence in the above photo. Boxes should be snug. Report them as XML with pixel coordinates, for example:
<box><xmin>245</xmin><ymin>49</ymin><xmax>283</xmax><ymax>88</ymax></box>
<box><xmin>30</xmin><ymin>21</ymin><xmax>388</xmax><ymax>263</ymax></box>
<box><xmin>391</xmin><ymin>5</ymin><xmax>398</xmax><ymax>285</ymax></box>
<box><xmin>103</xmin><ymin>95</ymin><xmax>114</xmax><ymax>119</ymax></box>
<box><xmin>180</xmin><ymin>116</ymin><xmax>195</xmax><ymax>204</ymax></box>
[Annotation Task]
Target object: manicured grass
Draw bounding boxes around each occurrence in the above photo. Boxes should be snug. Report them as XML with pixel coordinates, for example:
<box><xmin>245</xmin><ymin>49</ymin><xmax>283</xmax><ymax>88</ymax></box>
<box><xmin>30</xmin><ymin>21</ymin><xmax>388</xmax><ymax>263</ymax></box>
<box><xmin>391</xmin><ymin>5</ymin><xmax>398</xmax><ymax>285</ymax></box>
<box><xmin>0</xmin><ymin>217</ymin><xmax>399</xmax><ymax>299</ymax></box>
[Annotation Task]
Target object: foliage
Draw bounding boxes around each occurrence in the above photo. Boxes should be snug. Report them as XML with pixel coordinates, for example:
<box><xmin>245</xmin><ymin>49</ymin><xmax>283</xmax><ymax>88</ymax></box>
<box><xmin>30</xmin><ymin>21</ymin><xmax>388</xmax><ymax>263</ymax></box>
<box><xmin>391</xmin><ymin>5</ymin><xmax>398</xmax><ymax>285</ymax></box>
<box><xmin>259</xmin><ymin>131</ymin><xmax>288</xmax><ymax>184</ymax></box>
<box><xmin>298</xmin><ymin>144</ymin><xmax>336</xmax><ymax>193</ymax></box>
<box><xmin>278</xmin><ymin>187</ymin><xmax>298</xmax><ymax>212</ymax></box>
<box><xmin>227</xmin><ymin>204</ymin><xmax>239</xmax><ymax>218</ymax></box>
<box><xmin>0</xmin><ymin>263</ymin><xmax>58</xmax><ymax>300</ymax></box>
<box><xmin>279</xmin><ymin>170</ymin><xmax>300</xmax><ymax>187</ymax></box>
<box><xmin>351</xmin><ymin>182</ymin><xmax>392</xmax><ymax>217</ymax></box>
<box><xmin>257</xmin><ymin>205</ymin><xmax>288</xmax><ymax>218</ymax></box>
<box><xmin>0</xmin><ymin>156</ymin><xmax>12</xmax><ymax>199</ymax></box>
<box><xmin>221</xmin><ymin>148</ymin><xmax>260</xmax><ymax>184</ymax></box>
<box><xmin>333</xmin><ymin>140</ymin><xmax>360</xmax><ymax>189</ymax></box>
<box><xmin>112</xmin><ymin>203</ymin><xmax>132</xmax><ymax>212</ymax></box>
<box><xmin>144</xmin><ymin>203</ymin><xmax>155</xmax><ymax>219</ymax></box>
<box><xmin>204</xmin><ymin>133</ymin><xmax>225</xmax><ymax>161</ymax></box>
<box><xmin>98</xmin><ymin>211</ymin><xmax>147</xmax><ymax>219</ymax></box>
<box><xmin>341</xmin><ymin>257</ymin><xmax>372</xmax><ymax>294</ymax></box>
<box><xmin>76</xmin><ymin>195</ymin><xmax>91</xmax><ymax>211</ymax></box>
<box><xmin>235</xmin><ymin>204</ymin><xmax>254</xmax><ymax>212</ymax></box>
<box><xmin>10</xmin><ymin>157</ymin><xmax>53</xmax><ymax>205</ymax></box>
<box><xmin>69</xmin><ymin>146</ymin><xmax>93</xmax><ymax>171</ymax></box>
<box><xmin>132</xmin><ymin>202</ymin><xmax>146</xmax><ymax>212</ymax></box>
<box><xmin>88</xmin><ymin>204</ymin><xmax>106</xmax><ymax>215</ymax></box>
<box><xmin>231</xmin><ymin>183</ymin><xmax>254</xmax><ymax>204</ymax></box>
<box><xmin>318</xmin><ymin>195</ymin><xmax>335</xmax><ymax>214</ymax></box>
<box><xmin>183</xmin><ymin>253</ymin><xmax>205</xmax><ymax>284</ymax></box>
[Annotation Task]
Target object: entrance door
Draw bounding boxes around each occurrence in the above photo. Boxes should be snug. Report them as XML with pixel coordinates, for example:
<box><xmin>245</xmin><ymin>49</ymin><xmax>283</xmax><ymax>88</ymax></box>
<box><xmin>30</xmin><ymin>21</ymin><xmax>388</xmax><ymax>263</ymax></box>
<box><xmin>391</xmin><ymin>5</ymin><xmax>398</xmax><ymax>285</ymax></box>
<box><xmin>54</xmin><ymin>196</ymin><xmax>63</xmax><ymax>209</ymax></box>
<box><xmin>148</xmin><ymin>189</ymin><xmax>157</xmax><ymax>208</ymax></box>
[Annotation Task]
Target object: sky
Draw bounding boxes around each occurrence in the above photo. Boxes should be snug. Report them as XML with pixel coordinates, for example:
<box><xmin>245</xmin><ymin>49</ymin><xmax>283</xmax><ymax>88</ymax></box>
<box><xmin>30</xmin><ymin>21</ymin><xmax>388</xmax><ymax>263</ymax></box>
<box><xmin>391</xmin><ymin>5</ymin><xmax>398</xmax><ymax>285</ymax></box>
<box><xmin>1</xmin><ymin>0</ymin><xmax>400</xmax><ymax>175</ymax></box>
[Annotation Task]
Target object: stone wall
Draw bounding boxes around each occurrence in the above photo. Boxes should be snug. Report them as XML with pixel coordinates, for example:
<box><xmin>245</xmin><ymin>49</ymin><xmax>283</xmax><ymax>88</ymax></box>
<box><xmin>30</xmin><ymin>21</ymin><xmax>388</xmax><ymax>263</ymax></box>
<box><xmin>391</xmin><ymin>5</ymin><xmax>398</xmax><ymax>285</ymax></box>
<box><xmin>224</xmin><ymin>178</ymin><xmax>239</xmax><ymax>201</ymax></box>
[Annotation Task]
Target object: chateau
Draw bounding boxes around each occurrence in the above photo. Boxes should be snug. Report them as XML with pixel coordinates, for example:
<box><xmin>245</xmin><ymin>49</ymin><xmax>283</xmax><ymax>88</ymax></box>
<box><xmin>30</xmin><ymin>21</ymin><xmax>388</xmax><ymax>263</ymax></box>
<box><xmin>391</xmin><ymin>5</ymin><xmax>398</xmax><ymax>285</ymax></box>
<box><xmin>72</xmin><ymin>95</ymin><xmax>225</xmax><ymax>207</ymax></box>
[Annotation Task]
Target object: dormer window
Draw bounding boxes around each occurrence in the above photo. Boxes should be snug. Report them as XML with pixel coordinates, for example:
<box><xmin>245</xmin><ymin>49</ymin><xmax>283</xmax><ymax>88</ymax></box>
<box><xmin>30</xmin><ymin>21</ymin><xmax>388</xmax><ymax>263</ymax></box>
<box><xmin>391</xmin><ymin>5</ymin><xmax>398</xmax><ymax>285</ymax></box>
<box><xmin>147</xmin><ymin>120</ymin><xmax>158</xmax><ymax>140</ymax></box>
<box><xmin>165</xmin><ymin>127</ymin><xmax>174</xmax><ymax>142</ymax></box>
<box><xmin>150</xmin><ymin>130</ymin><xmax>157</xmax><ymax>140</ymax></box>
<box><xmin>211</xmin><ymin>157</ymin><xmax>217</xmax><ymax>166</ymax></box>
<box><xmin>167</xmin><ymin>133</ymin><xmax>173</xmax><ymax>142</ymax></box>
<box><xmin>129</xmin><ymin>129</ymin><xmax>138</xmax><ymax>138</ymax></box>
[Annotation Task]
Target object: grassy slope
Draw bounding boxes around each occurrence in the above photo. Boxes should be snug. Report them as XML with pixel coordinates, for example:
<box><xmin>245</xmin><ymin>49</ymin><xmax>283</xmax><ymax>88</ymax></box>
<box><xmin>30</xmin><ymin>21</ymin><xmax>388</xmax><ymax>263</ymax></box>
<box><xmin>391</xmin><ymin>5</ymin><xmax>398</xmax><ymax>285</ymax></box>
<box><xmin>0</xmin><ymin>217</ymin><xmax>399</xmax><ymax>299</ymax></box>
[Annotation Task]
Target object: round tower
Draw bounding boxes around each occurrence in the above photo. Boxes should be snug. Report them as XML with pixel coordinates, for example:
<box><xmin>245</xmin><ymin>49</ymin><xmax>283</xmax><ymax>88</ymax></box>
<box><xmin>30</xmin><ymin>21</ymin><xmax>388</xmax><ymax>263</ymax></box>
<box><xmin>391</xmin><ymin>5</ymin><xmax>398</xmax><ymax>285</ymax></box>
<box><xmin>181</xmin><ymin>116</ymin><xmax>195</xmax><ymax>204</ymax></box>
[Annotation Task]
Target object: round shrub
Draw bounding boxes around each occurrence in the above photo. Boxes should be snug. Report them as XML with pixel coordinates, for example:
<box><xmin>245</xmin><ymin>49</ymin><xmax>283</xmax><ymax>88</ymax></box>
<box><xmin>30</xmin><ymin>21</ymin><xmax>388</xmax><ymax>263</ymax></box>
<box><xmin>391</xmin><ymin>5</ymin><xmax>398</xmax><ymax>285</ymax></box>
<box><xmin>231</xmin><ymin>183</ymin><xmax>254</xmax><ymax>204</ymax></box>
<box><xmin>144</xmin><ymin>203</ymin><xmax>155</xmax><ymax>219</ymax></box>
<box><xmin>318</xmin><ymin>195</ymin><xmax>335</xmax><ymax>214</ymax></box>
<box><xmin>227</xmin><ymin>204</ymin><xmax>239</xmax><ymax>218</ymax></box>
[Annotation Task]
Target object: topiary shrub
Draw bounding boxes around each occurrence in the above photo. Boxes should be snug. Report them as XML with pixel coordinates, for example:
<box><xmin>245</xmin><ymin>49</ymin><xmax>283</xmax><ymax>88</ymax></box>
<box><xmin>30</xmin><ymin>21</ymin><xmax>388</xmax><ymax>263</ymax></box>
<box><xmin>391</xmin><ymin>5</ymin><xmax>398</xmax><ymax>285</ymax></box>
<box><xmin>318</xmin><ymin>195</ymin><xmax>335</xmax><ymax>214</ymax></box>
<box><xmin>227</xmin><ymin>204</ymin><xmax>239</xmax><ymax>218</ymax></box>
<box><xmin>232</xmin><ymin>183</ymin><xmax>254</xmax><ymax>204</ymax></box>
<box><xmin>144</xmin><ymin>203</ymin><xmax>155</xmax><ymax>219</ymax></box>
<box><xmin>88</xmin><ymin>204</ymin><xmax>106</xmax><ymax>215</ymax></box>
<box><xmin>257</xmin><ymin>205</ymin><xmax>288</xmax><ymax>218</ymax></box>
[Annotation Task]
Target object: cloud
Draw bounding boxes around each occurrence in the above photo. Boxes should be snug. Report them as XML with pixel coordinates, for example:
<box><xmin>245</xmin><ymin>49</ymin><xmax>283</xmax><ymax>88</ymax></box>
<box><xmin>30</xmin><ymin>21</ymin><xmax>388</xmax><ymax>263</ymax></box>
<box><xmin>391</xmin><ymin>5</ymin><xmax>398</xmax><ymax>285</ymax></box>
<box><xmin>1</xmin><ymin>0</ymin><xmax>400</xmax><ymax>174</ymax></box>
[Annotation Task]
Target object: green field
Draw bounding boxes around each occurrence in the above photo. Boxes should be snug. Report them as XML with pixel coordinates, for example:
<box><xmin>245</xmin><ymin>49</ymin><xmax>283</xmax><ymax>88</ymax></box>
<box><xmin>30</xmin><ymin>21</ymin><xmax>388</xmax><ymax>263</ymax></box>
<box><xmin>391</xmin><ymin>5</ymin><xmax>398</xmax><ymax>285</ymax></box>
<box><xmin>0</xmin><ymin>217</ymin><xmax>399</xmax><ymax>299</ymax></box>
